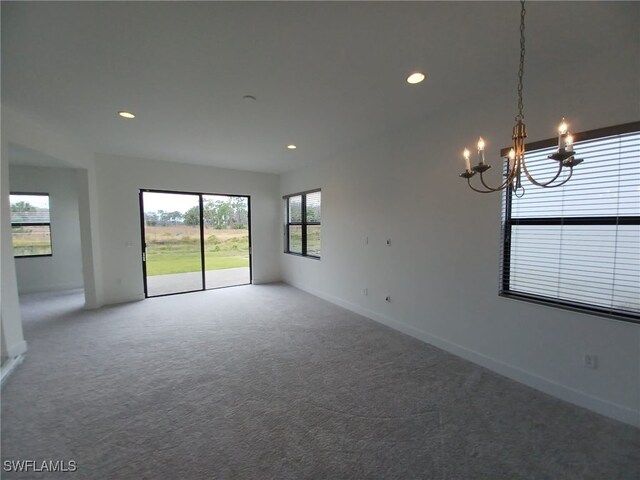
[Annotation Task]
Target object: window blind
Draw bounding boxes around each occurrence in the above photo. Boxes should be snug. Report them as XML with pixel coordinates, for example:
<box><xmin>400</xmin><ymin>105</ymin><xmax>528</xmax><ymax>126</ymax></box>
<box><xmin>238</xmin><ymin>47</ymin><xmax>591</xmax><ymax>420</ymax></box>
<box><xmin>305</xmin><ymin>191</ymin><xmax>321</xmax><ymax>257</ymax></box>
<box><xmin>501</xmin><ymin>127</ymin><xmax>640</xmax><ymax>322</ymax></box>
<box><xmin>10</xmin><ymin>193</ymin><xmax>53</xmax><ymax>257</ymax></box>
<box><xmin>284</xmin><ymin>189</ymin><xmax>321</xmax><ymax>259</ymax></box>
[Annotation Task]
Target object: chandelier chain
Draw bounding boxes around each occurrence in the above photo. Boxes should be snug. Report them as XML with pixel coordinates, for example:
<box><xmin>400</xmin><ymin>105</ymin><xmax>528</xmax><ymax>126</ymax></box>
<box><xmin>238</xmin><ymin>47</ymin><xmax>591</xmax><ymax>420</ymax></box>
<box><xmin>515</xmin><ymin>0</ymin><xmax>526</xmax><ymax>122</ymax></box>
<box><xmin>458</xmin><ymin>0</ymin><xmax>582</xmax><ymax>194</ymax></box>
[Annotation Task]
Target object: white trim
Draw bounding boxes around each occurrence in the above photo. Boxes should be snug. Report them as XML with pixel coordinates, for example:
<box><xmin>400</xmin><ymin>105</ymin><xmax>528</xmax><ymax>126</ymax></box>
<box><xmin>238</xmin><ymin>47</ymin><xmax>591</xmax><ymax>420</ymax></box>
<box><xmin>286</xmin><ymin>281</ymin><xmax>640</xmax><ymax>428</ymax></box>
<box><xmin>17</xmin><ymin>282</ymin><xmax>84</xmax><ymax>295</ymax></box>
<box><xmin>6</xmin><ymin>340</ymin><xmax>27</xmax><ymax>358</ymax></box>
<box><xmin>1</xmin><ymin>354</ymin><xmax>25</xmax><ymax>388</ymax></box>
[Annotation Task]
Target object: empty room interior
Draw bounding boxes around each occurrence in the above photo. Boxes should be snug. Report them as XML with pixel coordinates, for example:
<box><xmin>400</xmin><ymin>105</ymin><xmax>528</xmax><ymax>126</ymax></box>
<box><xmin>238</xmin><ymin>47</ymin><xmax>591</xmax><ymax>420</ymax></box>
<box><xmin>1</xmin><ymin>1</ymin><xmax>639</xmax><ymax>478</ymax></box>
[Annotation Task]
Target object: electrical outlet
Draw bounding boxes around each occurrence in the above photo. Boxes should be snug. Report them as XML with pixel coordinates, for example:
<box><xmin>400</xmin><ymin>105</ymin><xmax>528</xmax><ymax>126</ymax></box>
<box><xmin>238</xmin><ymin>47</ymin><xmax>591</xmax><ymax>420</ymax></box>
<box><xmin>584</xmin><ymin>354</ymin><xmax>598</xmax><ymax>370</ymax></box>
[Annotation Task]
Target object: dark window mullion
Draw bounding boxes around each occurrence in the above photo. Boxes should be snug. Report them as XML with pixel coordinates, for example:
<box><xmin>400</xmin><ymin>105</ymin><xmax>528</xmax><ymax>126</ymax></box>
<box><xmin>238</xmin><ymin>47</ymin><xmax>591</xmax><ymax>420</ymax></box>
<box><xmin>285</xmin><ymin>198</ymin><xmax>290</xmax><ymax>253</ymax></box>
<box><xmin>11</xmin><ymin>222</ymin><xmax>51</xmax><ymax>227</ymax></box>
<box><xmin>301</xmin><ymin>194</ymin><xmax>308</xmax><ymax>256</ymax></box>
<box><xmin>199</xmin><ymin>195</ymin><xmax>206</xmax><ymax>291</ymax></box>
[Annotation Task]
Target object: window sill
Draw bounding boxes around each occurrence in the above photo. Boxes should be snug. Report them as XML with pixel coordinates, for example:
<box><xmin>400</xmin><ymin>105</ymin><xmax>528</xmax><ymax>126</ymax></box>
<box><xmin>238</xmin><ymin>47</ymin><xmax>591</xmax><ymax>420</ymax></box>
<box><xmin>284</xmin><ymin>252</ymin><xmax>321</xmax><ymax>261</ymax></box>
<box><xmin>499</xmin><ymin>290</ymin><xmax>639</xmax><ymax>325</ymax></box>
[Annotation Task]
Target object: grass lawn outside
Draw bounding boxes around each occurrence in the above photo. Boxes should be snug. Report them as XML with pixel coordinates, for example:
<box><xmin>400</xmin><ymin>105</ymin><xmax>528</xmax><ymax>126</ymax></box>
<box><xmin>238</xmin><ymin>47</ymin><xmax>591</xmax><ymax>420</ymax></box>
<box><xmin>144</xmin><ymin>226</ymin><xmax>249</xmax><ymax>276</ymax></box>
<box><xmin>146</xmin><ymin>252</ymin><xmax>249</xmax><ymax>276</ymax></box>
<box><xmin>11</xmin><ymin>225</ymin><xmax>52</xmax><ymax>256</ymax></box>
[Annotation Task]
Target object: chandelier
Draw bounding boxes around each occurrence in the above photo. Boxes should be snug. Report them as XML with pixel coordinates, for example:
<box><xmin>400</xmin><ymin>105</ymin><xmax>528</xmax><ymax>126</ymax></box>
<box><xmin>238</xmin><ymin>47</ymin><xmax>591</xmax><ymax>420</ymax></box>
<box><xmin>459</xmin><ymin>0</ymin><xmax>582</xmax><ymax>196</ymax></box>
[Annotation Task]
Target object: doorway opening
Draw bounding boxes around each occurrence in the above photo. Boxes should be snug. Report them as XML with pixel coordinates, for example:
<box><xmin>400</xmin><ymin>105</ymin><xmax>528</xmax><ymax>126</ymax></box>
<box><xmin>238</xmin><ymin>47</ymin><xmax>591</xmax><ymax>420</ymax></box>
<box><xmin>140</xmin><ymin>189</ymin><xmax>251</xmax><ymax>297</ymax></box>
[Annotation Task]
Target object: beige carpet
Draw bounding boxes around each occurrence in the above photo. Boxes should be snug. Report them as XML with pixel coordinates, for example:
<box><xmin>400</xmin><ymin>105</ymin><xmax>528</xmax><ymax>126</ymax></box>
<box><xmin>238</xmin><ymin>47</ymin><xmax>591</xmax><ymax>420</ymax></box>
<box><xmin>1</xmin><ymin>285</ymin><xmax>638</xmax><ymax>479</ymax></box>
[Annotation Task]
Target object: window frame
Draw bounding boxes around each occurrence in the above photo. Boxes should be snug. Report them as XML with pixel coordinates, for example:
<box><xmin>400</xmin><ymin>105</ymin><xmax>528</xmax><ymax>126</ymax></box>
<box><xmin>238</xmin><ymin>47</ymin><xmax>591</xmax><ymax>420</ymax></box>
<box><xmin>10</xmin><ymin>191</ymin><xmax>53</xmax><ymax>258</ymax></box>
<box><xmin>284</xmin><ymin>188</ymin><xmax>321</xmax><ymax>259</ymax></box>
<box><xmin>499</xmin><ymin>121</ymin><xmax>640</xmax><ymax>324</ymax></box>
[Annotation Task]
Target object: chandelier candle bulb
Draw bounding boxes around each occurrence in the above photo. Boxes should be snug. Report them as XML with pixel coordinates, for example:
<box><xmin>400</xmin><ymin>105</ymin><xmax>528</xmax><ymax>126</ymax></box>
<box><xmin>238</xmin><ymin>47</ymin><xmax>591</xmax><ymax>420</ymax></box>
<box><xmin>566</xmin><ymin>134</ymin><xmax>574</xmax><ymax>153</ymax></box>
<box><xmin>463</xmin><ymin>148</ymin><xmax>471</xmax><ymax>172</ymax></box>
<box><xmin>477</xmin><ymin>137</ymin><xmax>486</xmax><ymax>164</ymax></box>
<box><xmin>508</xmin><ymin>148</ymin><xmax>516</xmax><ymax>169</ymax></box>
<box><xmin>558</xmin><ymin>118</ymin><xmax>568</xmax><ymax>149</ymax></box>
<box><xmin>558</xmin><ymin>119</ymin><xmax>568</xmax><ymax>135</ymax></box>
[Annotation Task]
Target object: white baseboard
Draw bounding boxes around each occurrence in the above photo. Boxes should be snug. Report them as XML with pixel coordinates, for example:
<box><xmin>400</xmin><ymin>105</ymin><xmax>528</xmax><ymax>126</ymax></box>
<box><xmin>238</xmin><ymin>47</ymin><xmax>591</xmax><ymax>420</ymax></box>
<box><xmin>6</xmin><ymin>340</ymin><xmax>27</xmax><ymax>358</ymax></box>
<box><xmin>18</xmin><ymin>282</ymin><xmax>84</xmax><ymax>295</ymax></box>
<box><xmin>286</xmin><ymin>280</ymin><xmax>640</xmax><ymax>428</ymax></box>
<box><xmin>1</xmin><ymin>353</ymin><xmax>25</xmax><ymax>387</ymax></box>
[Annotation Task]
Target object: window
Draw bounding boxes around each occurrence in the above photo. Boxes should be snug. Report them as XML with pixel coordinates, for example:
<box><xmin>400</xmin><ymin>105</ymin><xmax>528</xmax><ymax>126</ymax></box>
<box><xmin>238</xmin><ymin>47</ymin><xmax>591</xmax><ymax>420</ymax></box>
<box><xmin>10</xmin><ymin>193</ymin><xmax>52</xmax><ymax>257</ymax></box>
<box><xmin>500</xmin><ymin>122</ymin><xmax>640</xmax><ymax>323</ymax></box>
<box><xmin>284</xmin><ymin>190</ymin><xmax>321</xmax><ymax>258</ymax></box>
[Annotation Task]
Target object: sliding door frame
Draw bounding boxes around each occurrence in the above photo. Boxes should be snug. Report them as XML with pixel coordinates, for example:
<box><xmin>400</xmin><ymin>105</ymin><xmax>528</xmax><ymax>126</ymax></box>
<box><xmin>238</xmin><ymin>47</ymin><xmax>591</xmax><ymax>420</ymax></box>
<box><xmin>139</xmin><ymin>188</ymin><xmax>252</xmax><ymax>298</ymax></box>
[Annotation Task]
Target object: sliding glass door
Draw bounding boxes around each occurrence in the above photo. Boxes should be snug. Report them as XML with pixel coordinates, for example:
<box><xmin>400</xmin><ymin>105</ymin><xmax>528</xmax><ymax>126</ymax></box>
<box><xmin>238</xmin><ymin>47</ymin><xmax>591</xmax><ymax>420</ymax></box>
<box><xmin>203</xmin><ymin>195</ymin><xmax>251</xmax><ymax>289</ymax></box>
<box><xmin>141</xmin><ymin>191</ymin><xmax>203</xmax><ymax>296</ymax></box>
<box><xmin>140</xmin><ymin>190</ymin><xmax>251</xmax><ymax>298</ymax></box>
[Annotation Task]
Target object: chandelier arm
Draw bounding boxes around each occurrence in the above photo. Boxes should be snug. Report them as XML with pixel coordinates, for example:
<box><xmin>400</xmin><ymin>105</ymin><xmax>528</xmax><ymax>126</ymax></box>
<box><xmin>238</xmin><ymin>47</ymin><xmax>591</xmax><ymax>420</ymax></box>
<box><xmin>537</xmin><ymin>166</ymin><xmax>574</xmax><ymax>189</ymax></box>
<box><xmin>478</xmin><ymin>170</ymin><xmax>510</xmax><ymax>192</ymax></box>
<box><xmin>467</xmin><ymin>178</ymin><xmax>495</xmax><ymax>193</ymax></box>
<box><xmin>521</xmin><ymin>158</ymin><xmax>564</xmax><ymax>187</ymax></box>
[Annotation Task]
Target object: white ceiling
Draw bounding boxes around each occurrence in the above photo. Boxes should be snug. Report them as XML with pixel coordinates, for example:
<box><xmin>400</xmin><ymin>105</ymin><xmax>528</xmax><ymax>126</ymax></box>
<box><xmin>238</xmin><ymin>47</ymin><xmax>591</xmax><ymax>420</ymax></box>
<box><xmin>2</xmin><ymin>2</ymin><xmax>633</xmax><ymax>173</ymax></box>
<box><xmin>8</xmin><ymin>144</ymin><xmax>76</xmax><ymax>169</ymax></box>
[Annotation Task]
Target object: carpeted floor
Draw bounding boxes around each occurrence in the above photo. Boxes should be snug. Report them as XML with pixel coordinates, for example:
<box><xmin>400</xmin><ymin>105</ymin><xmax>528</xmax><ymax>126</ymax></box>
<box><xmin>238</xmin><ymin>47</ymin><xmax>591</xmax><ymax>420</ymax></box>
<box><xmin>1</xmin><ymin>284</ymin><xmax>638</xmax><ymax>479</ymax></box>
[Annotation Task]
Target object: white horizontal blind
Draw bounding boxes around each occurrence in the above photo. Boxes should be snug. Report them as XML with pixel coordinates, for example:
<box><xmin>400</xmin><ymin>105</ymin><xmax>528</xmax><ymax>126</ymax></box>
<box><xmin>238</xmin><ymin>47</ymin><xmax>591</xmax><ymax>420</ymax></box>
<box><xmin>288</xmin><ymin>195</ymin><xmax>302</xmax><ymax>223</ymax></box>
<box><xmin>305</xmin><ymin>191</ymin><xmax>321</xmax><ymax>223</ymax></box>
<box><xmin>509</xmin><ymin>225</ymin><xmax>639</xmax><ymax>313</ymax></box>
<box><xmin>10</xmin><ymin>194</ymin><xmax>53</xmax><ymax>257</ymax></box>
<box><xmin>287</xmin><ymin>195</ymin><xmax>302</xmax><ymax>254</ymax></box>
<box><xmin>502</xmin><ymin>130</ymin><xmax>640</xmax><ymax>320</ymax></box>
<box><xmin>10</xmin><ymin>194</ymin><xmax>50</xmax><ymax>223</ymax></box>
<box><xmin>511</xmin><ymin>133</ymin><xmax>639</xmax><ymax>218</ymax></box>
<box><xmin>305</xmin><ymin>191</ymin><xmax>321</xmax><ymax>257</ymax></box>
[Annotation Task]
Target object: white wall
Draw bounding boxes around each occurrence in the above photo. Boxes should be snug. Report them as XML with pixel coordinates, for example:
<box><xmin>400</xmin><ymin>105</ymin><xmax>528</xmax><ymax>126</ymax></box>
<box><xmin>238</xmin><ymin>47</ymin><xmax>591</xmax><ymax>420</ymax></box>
<box><xmin>2</xmin><ymin>106</ymin><xmax>104</xmax><ymax>309</ymax></box>
<box><xmin>2</xmin><ymin>109</ymin><xmax>282</xmax><ymax>309</ymax></box>
<box><xmin>280</xmin><ymin>5</ymin><xmax>640</xmax><ymax>426</ymax></box>
<box><xmin>9</xmin><ymin>166</ymin><xmax>84</xmax><ymax>294</ymax></box>
<box><xmin>94</xmin><ymin>154</ymin><xmax>281</xmax><ymax>305</ymax></box>
<box><xmin>0</xmin><ymin>138</ymin><xmax>26</xmax><ymax>360</ymax></box>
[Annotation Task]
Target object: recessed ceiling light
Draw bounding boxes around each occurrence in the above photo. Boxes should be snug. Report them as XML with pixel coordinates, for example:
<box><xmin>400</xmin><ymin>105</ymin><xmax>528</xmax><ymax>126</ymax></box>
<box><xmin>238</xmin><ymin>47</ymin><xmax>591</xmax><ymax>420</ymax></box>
<box><xmin>287</xmin><ymin>144</ymin><xmax>297</xmax><ymax>150</ymax></box>
<box><xmin>118</xmin><ymin>111</ymin><xmax>135</xmax><ymax>119</ymax></box>
<box><xmin>406</xmin><ymin>72</ymin><xmax>425</xmax><ymax>84</ymax></box>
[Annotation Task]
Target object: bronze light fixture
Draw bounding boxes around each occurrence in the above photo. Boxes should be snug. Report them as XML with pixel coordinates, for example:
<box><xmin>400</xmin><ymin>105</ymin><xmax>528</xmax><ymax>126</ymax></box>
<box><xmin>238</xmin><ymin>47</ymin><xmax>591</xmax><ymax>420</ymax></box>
<box><xmin>459</xmin><ymin>0</ymin><xmax>583</xmax><ymax>197</ymax></box>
